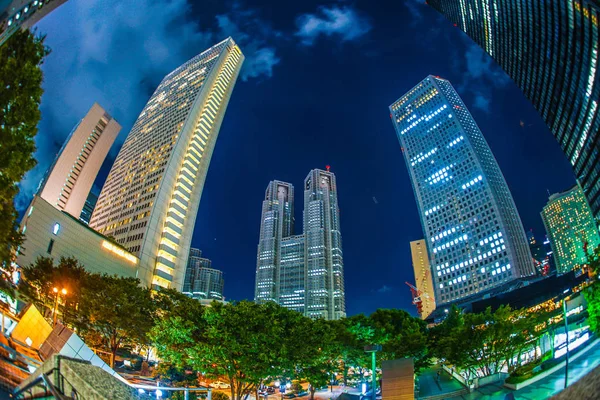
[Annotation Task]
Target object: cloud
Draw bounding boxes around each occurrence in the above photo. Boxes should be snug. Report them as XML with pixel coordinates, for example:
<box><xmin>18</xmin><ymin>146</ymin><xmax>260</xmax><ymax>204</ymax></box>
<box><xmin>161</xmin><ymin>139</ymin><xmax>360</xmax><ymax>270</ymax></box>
<box><xmin>377</xmin><ymin>285</ymin><xmax>392</xmax><ymax>293</ymax></box>
<box><xmin>404</xmin><ymin>0</ymin><xmax>426</xmax><ymax>21</ymax></box>
<box><xmin>16</xmin><ymin>0</ymin><xmax>281</xmax><ymax>212</ymax></box>
<box><xmin>372</xmin><ymin>196</ymin><xmax>379</xmax><ymax>204</ymax></box>
<box><xmin>295</xmin><ymin>5</ymin><xmax>371</xmax><ymax>45</ymax></box>
<box><xmin>456</xmin><ymin>42</ymin><xmax>510</xmax><ymax>113</ymax></box>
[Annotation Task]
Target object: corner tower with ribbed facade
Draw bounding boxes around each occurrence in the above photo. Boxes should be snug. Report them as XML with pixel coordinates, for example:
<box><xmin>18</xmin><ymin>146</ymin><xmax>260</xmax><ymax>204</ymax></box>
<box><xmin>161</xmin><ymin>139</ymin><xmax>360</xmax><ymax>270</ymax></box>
<box><xmin>389</xmin><ymin>76</ymin><xmax>534</xmax><ymax>306</ymax></box>
<box><xmin>427</xmin><ymin>0</ymin><xmax>600</xmax><ymax>224</ymax></box>
<box><xmin>304</xmin><ymin>168</ymin><xmax>345</xmax><ymax>320</ymax></box>
<box><xmin>90</xmin><ymin>38</ymin><xmax>244</xmax><ymax>290</ymax></box>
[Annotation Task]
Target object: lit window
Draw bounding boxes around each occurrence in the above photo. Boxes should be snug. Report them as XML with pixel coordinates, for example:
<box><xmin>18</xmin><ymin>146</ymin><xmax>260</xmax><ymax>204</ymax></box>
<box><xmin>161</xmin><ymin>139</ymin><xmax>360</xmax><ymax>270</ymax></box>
<box><xmin>53</xmin><ymin>223</ymin><xmax>60</xmax><ymax>235</ymax></box>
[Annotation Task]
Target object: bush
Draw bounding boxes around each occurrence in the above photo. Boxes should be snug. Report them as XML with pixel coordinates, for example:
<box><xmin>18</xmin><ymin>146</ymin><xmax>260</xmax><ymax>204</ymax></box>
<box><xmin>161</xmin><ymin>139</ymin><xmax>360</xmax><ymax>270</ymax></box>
<box><xmin>212</xmin><ymin>392</ymin><xmax>230</xmax><ymax>400</ymax></box>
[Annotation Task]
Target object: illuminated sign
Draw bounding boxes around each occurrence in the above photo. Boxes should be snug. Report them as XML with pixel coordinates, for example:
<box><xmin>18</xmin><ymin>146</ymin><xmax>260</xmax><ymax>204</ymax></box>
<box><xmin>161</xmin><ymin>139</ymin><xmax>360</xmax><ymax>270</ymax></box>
<box><xmin>101</xmin><ymin>240</ymin><xmax>138</xmax><ymax>264</ymax></box>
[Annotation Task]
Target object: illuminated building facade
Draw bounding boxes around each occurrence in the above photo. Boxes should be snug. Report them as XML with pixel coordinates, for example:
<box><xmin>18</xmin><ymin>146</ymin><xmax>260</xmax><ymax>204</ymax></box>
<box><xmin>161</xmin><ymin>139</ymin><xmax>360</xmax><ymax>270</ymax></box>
<box><xmin>427</xmin><ymin>0</ymin><xmax>600</xmax><ymax>222</ymax></box>
<box><xmin>18</xmin><ymin>195</ymin><xmax>139</xmax><ymax>278</ymax></box>
<box><xmin>279</xmin><ymin>235</ymin><xmax>305</xmax><ymax>314</ymax></box>
<box><xmin>38</xmin><ymin>103</ymin><xmax>120</xmax><ymax>220</ymax></box>
<box><xmin>182</xmin><ymin>248</ymin><xmax>224</xmax><ymax>300</ymax></box>
<box><xmin>79</xmin><ymin>190</ymin><xmax>98</xmax><ymax>225</ymax></box>
<box><xmin>90</xmin><ymin>38</ymin><xmax>244</xmax><ymax>290</ymax></box>
<box><xmin>541</xmin><ymin>184</ymin><xmax>600</xmax><ymax>274</ymax></box>
<box><xmin>410</xmin><ymin>239</ymin><xmax>436</xmax><ymax>319</ymax></box>
<box><xmin>0</xmin><ymin>0</ymin><xmax>67</xmax><ymax>46</ymax></box>
<box><xmin>389</xmin><ymin>76</ymin><xmax>535</xmax><ymax>305</ymax></box>
<box><xmin>304</xmin><ymin>168</ymin><xmax>345</xmax><ymax>320</ymax></box>
<box><xmin>254</xmin><ymin>181</ymin><xmax>295</xmax><ymax>303</ymax></box>
<box><xmin>253</xmin><ymin>169</ymin><xmax>346</xmax><ymax>320</ymax></box>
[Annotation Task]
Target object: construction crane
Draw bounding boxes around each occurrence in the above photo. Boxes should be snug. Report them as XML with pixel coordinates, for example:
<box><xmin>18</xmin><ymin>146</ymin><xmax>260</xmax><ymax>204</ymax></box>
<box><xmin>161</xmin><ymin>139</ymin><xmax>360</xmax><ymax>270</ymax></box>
<box><xmin>405</xmin><ymin>281</ymin><xmax>424</xmax><ymax>315</ymax></box>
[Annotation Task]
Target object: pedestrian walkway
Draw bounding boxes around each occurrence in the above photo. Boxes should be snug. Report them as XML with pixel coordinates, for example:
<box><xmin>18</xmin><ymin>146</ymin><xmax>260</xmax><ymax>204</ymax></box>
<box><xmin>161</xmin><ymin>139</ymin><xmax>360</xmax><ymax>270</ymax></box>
<box><xmin>449</xmin><ymin>338</ymin><xmax>600</xmax><ymax>399</ymax></box>
<box><xmin>418</xmin><ymin>366</ymin><xmax>468</xmax><ymax>399</ymax></box>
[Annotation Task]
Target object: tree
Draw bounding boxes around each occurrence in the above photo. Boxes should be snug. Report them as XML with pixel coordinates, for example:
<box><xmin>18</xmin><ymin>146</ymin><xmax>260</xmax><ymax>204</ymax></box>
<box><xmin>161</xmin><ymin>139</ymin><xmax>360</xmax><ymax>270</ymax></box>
<box><xmin>331</xmin><ymin>315</ymin><xmax>374</xmax><ymax>385</ymax></box>
<box><xmin>151</xmin><ymin>301</ymin><xmax>309</xmax><ymax>400</ymax></box>
<box><xmin>368</xmin><ymin>309</ymin><xmax>431</xmax><ymax>372</ymax></box>
<box><xmin>0</xmin><ymin>29</ymin><xmax>49</xmax><ymax>296</ymax></box>
<box><xmin>294</xmin><ymin>318</ymin><xmax>337</xmax><ymax>400</ymax></box>
<box><xmin>75</xmin><ymin>275</ymin><xmax>155</xmax><ymax>368</ymax></box>
<box><xmin>584</xmin><ymin>246</ymin><xmax>600</xmax><ymax>334</ymax></box>
<box><xmin>19</xmin><ymin>256</ymin><xmax>88</xmax><ymax>323</ymax></box>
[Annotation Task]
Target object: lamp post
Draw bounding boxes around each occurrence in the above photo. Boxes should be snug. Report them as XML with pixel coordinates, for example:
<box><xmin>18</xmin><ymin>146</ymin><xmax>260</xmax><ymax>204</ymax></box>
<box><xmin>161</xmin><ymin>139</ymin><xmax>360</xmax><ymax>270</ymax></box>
<box><xmin>562</xmin><ymin>289</ymin><xmax>570</xmax><ymax>389</ymax></box>
<box><xmin>364</xmin><ymin>345</ymin><xmax>381</xmax><ymax>400</ymax></box>
<box><xmin>52</xmin><ymin>287</ymin><xmax>67</xmax><ymax>327</ymax></box>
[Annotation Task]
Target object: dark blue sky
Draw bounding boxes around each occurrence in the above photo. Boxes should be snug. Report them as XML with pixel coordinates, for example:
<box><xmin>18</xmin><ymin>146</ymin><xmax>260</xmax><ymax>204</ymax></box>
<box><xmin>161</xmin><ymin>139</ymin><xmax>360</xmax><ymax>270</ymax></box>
<box><xmin>25</xmin><ymin>0</ymin><xmax>575</xmax><ymax>316</ymax></box>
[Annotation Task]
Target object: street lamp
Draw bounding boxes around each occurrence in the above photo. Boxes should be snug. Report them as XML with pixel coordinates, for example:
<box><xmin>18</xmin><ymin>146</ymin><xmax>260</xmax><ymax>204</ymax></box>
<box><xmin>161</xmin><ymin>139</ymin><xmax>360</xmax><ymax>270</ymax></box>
<box><xmin>52</xmin><ymin>287</ymin><xmax>68</xmax><ymax>327</ymax></box>
<box><xmin>364</xmin><ymin>345</ymin><xmax>381</xmax><ymax>400</ymax></box>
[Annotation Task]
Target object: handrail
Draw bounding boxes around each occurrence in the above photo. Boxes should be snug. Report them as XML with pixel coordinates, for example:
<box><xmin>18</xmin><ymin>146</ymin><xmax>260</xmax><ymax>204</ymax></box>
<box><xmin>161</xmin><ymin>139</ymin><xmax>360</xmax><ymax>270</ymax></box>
<box><xmin>12</xmin><ymin>367</ymin><xmax>70</xmax><ymax>400</ymax></box>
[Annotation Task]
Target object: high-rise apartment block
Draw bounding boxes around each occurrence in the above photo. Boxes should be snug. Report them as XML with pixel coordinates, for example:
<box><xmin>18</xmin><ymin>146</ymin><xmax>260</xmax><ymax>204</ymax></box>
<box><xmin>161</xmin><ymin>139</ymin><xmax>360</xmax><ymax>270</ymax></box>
<box><xmin>410</xmin><ymin>239</ymin><xmax>436</xmax><ymax>319</ymax></box>
<box><xmin>90</xmin><ymin>38</ymin><xmax>244</xmax><ymax>290</ymax></box>
<box><xmin>254</xmin><ymin>168</ymin><xmax>346</xmax><ymax>320</ymax></box>
<box><xmin>182</xmin><ymin>248</ymin><xmax>224</xmax><ymax>301</ymax></box>
<box><xmin>541</xmin><ymin>184</ymin><xmax>600</xmax><ymax>274</ymax></box>
<box><xmin>37</xmin><ymin>103</ymin><xmax>121</xmax><ymax>220</ymax></box>
<box><xmin>0</xmin><ymin>0</ymin><xmax>68</xmax><ymax>46</ymax></box>
<box><xmin>428</xmin><ymin>0</ymin><xmax>600</xmax><ymax>223</ymax></box>
<box><xmin>389</xmin><ymin>76</ymin><xmax>535</xmax><ymax>306</ymax></box>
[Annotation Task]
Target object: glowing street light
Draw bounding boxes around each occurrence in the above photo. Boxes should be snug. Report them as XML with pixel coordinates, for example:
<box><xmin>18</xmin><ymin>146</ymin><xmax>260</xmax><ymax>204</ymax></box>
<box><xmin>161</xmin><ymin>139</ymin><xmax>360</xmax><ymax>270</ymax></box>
<box><xmin>52</xmin><ymin>287</ymin><xmax>68</xmax><ymax>327</ymax></box>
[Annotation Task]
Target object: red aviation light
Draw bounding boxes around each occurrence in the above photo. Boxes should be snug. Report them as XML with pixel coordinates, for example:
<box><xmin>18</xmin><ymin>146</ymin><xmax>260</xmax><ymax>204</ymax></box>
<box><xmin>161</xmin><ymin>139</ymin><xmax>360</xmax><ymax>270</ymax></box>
<box><xmin>326</xmin><ymin>165</ymin><xmax>331</xmax><ymax>171</ymax></box>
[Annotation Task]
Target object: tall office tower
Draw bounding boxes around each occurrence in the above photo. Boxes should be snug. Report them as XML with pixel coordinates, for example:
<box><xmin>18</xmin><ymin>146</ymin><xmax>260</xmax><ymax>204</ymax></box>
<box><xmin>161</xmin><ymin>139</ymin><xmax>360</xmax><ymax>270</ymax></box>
<box><xmin>389</xmin><ymin>76</ymin><xmax>535</xmax><ymax>306</ymax></box>
<box><xmin>37</xmin><ymin>103</ymin><xmax>121</xmax><ymax>219</ymax></box>
<box><xmin>304</xmin><ymin>168</ymin><xmax>345</xmax><ymax>320</ymax></box>
<box><xmin>182</xmin><ymin>248</ymin><xmax>224</xmax><ymax>300</ymax></box>
<box><xmin>427</xmin><ymin>1</ymin><xmax>600</xmax><ymax>223</ymax></box>
<box><xmin>278</xmin><ymin>235</ymin><xmax>305</xmax><ymax>314</ymax></box>
<box><xmin>254</xmin><ymin>181</ymin><xmax>295</xmax><ymax>303</ymax></box>
<box><xmin>526</xmin><ymin>230</ymin><xmax>548</xmax><ymax>275</ymax></box>
<box><xmin>0</xmin><ymin>0</ymin><xmax>67</xmax><ymax>46</ymax></box>
<box><xmin>541</xmin><ymin>184</ymin><xmax>600</xmax><ymax>274</ymax></box>
<box><xmin>79</xmin><ymin>190</ymin><xmax>98</xmax><ymax>225</ymax></box>
<box><xmin>410</xmin><ymin>239</ymin><xmax>436</xmax><ymax>319</ymax></box>
<box><xmin>90</xmin><ymin>38</ymin><xmax>244</xmax><ymax>290</ymax></box>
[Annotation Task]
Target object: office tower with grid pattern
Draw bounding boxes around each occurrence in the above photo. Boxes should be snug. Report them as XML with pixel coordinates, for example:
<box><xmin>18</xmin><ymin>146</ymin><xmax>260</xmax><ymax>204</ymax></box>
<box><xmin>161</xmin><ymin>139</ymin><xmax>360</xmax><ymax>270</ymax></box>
<box><xmin>79</xmin><ymin>190</ymin><xmax>98</xmax><ymax>225</ymax></box>
<box><xmin>37</xmin><ymin>103</ymin><xmax>121</xmax><ymax>219</ymax></box>
<box><xmin>410</xmin><ymin>239</ymin><xmax>436</xmax><ymax>319</ymax></box>
<box><xmin>182</xmin><ymin>248</ymin><xmax>224</xmax><ymax>300</ymax></box>
<box><xmin>279</xmin><ymin>234</ymin><xmax>305</xmax><ymax>314</ymax></box>
<box><xmin>0</xmin><ymin>0</ymin><xmax>67</xmax><ymax>46</ymax></box>
<box><xmin>390</xmin><ymin>76</ymin><xmax>535</xmax><ymax>305</ymax></box>
<box><xmin>304</xmin><ymin>169</ymin><xmax>345</xmax><ymax>320</ymax></box>
<box><xmin>254</xmin><ymin>181</ymin><xmax>295</xmax><ymax>303</ymax></box>
<box><xmin>427</xmin><ymin>0</ymin><xmax>600</xmax><ymax>224</ymax></box>
<box><xmin>90</xmin><ymin>38</ymin><xmax>244</xmax><ymax>290</ymax></box>
<box><xmin>541</xmin><ymin>184</ymin><xmax>600</xmax><ymax>274</ymax></box>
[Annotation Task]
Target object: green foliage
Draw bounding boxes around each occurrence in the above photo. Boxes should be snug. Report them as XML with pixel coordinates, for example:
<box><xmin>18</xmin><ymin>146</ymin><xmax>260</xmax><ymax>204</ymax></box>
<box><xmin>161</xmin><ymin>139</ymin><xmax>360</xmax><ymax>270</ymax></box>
<box><xmin>212</xmin><ymin>392</ymin><xmax>230</xmax><ymax>400</ymax></box>
<box><xmin>585</xmin><ymin>245</ymin><xmax>600</xmax><ymax>334</ymax></box>
<box><xmin>0</xmin><ymin>29</ymin><xmax>49</xmax><ymax>296</ymax></box>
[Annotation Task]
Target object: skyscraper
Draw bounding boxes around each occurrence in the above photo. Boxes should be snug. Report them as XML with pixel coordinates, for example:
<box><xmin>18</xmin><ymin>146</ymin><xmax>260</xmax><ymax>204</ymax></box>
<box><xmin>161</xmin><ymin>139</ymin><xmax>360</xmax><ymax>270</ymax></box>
<box><xmin>79</xmin><ymin>190</ymin><xmax>98</xmax><ymax>225</ymax></box>
<box><xmin>90</xmin><ymin>38</ymin><xmax>244</xmax><ymax>290</ymax></box>
<box><xmin>182</xmin><ymin>248</ymin><xmax>224</xmax><ymax>301</ymax></box>
<box><xmin>253</xmin><ymin>169</ymin><xmax>346</xmax><ymax>320</ymax></box>
<box><xmin>304</xmin><ymin>168</ymin><xmax>345</xmax><ymax>320</ymax></box>
<box><xmin>389</xmin><ymin>76</ymin><xmax>535</xmax><ymax>305</ymax></box>
<box><xmin>410</xmin><ymin>239</ymin><xmax>436</xmax><ymax>319</ymax></box>
<box><xmin>37</xmin><ymin>103</ymin><xmax>121</xmax><ymax>220</ymax></box>
<box><xmin>255</xmin><ymin>181</ymin><xmax>295</xmax><ymax>303</ymax></box>
<box><xmin>0</xmin><ymin>0</ymin><xmax>67</xmax><ymax>46</ymax></box>
<box><xmin>541</xmin><ymin>184</ymin><xmax>600</xmax><ymax>274</ymax></box>
<box><xmin>427</xmin><ymin>0</ymin><xmax>600</xmax><ymax>222</ymax></box>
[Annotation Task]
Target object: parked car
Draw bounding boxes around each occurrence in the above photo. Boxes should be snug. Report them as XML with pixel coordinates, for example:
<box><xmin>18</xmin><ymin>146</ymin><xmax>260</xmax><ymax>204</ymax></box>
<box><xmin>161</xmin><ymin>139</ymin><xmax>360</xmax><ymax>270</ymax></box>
<box><xmin>210</xmin><ymin>381</ymin><xmax>231</xmax><ymax>389</ymax></box>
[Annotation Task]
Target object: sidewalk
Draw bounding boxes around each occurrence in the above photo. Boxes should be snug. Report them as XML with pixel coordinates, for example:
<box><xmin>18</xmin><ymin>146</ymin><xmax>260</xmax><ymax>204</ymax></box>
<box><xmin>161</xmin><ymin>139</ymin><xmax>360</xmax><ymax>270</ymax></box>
<box><xmin>450</xmin><ymin>338</ymin><xmax>600</xmax><ymax>399</ymax></box>
<box><xmin>418</xmin><ymin>366</ymin><xmax>468</xmax><ymax>398</ymax></box>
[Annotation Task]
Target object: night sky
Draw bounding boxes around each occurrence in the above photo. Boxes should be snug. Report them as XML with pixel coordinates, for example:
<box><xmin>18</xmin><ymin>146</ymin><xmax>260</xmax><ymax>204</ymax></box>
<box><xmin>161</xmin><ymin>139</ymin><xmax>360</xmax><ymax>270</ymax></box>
<box><xmin>22</xmin><ymin>0</ymin><xmax>575</xmax><ymax>316</ymax></box>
